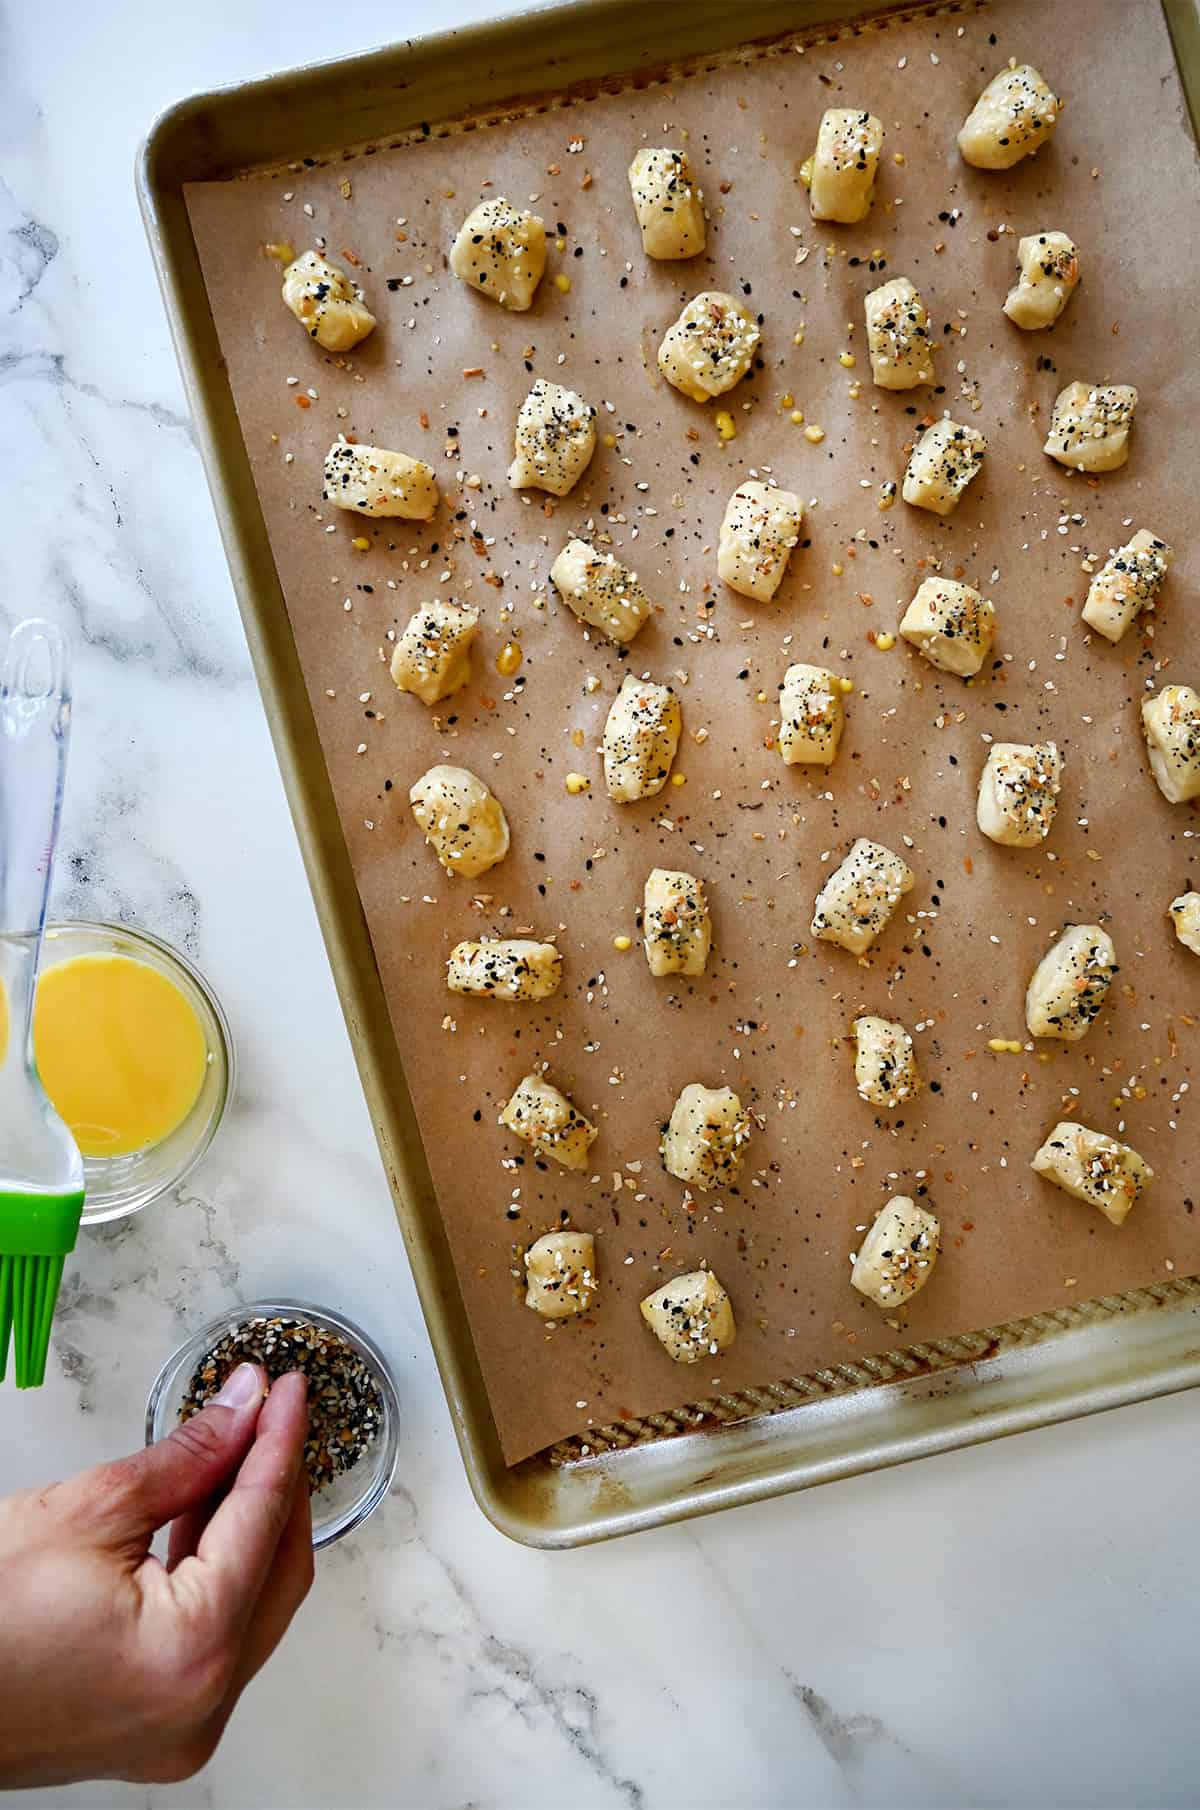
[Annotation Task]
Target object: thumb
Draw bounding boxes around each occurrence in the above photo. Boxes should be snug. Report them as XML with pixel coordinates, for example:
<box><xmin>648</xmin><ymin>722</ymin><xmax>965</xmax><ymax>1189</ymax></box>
<box><xmin>65</xmin><ymin>1363</ymin><xmax>268</xmax><ymax>1547</ymax></box>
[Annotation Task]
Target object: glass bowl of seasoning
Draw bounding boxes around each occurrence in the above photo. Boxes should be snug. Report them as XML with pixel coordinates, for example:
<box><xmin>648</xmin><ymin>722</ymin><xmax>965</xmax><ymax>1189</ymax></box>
<box><xmin>146</xmin><ymin>1300</ymin><xmax>399</xmax><ymax>1549</ymax></box>
<box><xmin>36</xmin><ymin>920</ymin><xmax>234</xmax><ymax>1226</ymax></box>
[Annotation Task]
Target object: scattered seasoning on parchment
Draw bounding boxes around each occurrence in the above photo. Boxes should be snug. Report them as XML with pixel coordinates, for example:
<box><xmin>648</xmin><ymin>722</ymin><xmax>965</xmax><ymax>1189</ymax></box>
<box><xmin>179</xmin><ymin>1315</ymin><xmax>384</xmax><ymax>1494</ymax></box>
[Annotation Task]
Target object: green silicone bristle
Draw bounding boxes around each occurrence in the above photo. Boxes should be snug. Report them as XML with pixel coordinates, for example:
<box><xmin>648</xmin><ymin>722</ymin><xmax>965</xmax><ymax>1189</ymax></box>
<box><xmin>0</xmin><ymin>1263</ymin><xmax>11</xmax><ymax>1383</ymax></box>
<box><xmin>0</xmin><ymin>1190</ymin><xmax>85</xmax><ymax>1387</ymax></box>
<box><xmin>0</xmin><ymin>1254</ymin><xmax>66</xmax><ymax>1387</ymax></box>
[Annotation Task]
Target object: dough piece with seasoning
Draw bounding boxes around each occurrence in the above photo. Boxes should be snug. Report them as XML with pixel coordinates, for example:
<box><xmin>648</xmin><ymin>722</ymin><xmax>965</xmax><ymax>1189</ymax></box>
<box><xmin>628</xmin><ymin>148</ymin><xmax>707</xmax><ymax>260</ymax></box>
<box><xmin>524</xmin><ymin>1230</ymin><xmax>597</xmax><ymax>1320</ymax></box>
<box><xmin>324</xmin><ymin>440</ymin><xmax>439</xmax><ymax>520</ymax></box>
<box><xmin>501</xmin><ymin>1073</ymin><xmax>597</xmax><ymax>1171</ymax></box>
<box><xmin>1025</xmin><ymin>923</ymin><xmax>1117</xmax><ymax>1042</ymax></box>
<box><xmin>1003</xmin><ymin>232</ymin><xmax>1079</xmax><ymax>330</ymax></box>
<box><xmin>851</xmin><ymin>1196</ymin><xmax>940</xmax><ymax>1311</ymax></box>
<box><xmin>660</xmin><ymin>1083</ymin><xmax>750</xmax><ymax>1191</ymax></box>
<box><xmin>1082</xmin><ymin>530</ymin><xmax>1172</xmax><ymax>643</ymax></box>
<box><xmin>549</xmin><ymin>539</ymin><xmax>651</xmax><ymax>645</ymax></box>
<box><xmin>409</xmin><ymin>765</ymin><xmax>510</xmax><ymax>879</ymax></box>
<box><xmin>1044</xmin><ymin>383</ymin><xmax>1137</xmax><ymax>473</ymax></box>
<box><xmin>281</xmin><ymin>250</ymin><xmax>376</xmax><ymax>351</ymax></box>
<box><xmin>898</xmin><ymin>577</ymin><xmax>996</xmax><ymax>678</ymax></box>
<box><xmin>657</xmin><ymin>291</ymin><xmax>761</xmax><ymax>402</ymax></box>
<box><xmin>640</xmin><ymin>1269</ymin><xmax>735</xmax><ymax>1363</ymax></box>
<box><xmin>446</xmin><ymin>939</ymin><xmax>562</xmax><ymax>1001</ymax></box>
<box><xmin>717</xmin><ymin>480</ymin><xmax>803</xmax><ymax>602</ymax></box>
<box><xmin>1031</xmin><ymin>1121</ymin><xmax>1152</xmax><ymax>1226</ymax></box>
<box><xmin>852</xmin><ymin>1016</ymin><xmax>920</xmax><ymax>1108</ymax></box>
<box><xmin>390</xmin><ymin>602</ymin><xmax>478</xmax><ymax>706</ymax></box>
<box><xmin>811</xmin><ymin>838</ymin><xmax>914</xmax><ymax>957</ymax></box>
<box><xmin>976</xmin><ymin>741</ymin><xmax>1063</xmax><ymax>847</ymax></box>
<box><xmin>777</xmin><ymin>663</ymin><xmax>847</xmax><ymax>767</ymax></box>
<box><xmin>601</xmin><ymin>673</ymin><xmax>681</xmax><ymax>802</ymax></box>
<box><xmin>643</xmin><ymin>867</ymin><xmax>712</xmax><ymax>978</ymax></box>
<box><xmin>957</xmin><ymin>63</ymin><xmax>1060</xmax><ymax>169</ymax></box>
<box><xmin>1170</xmin><ymin>893</ymin><xmax>1200</xmax><ymax>956</ymax></box>
<box><xmin>449</xmin><ymin>197</ymin><xmax>546</xmax><ymax>311</ymax></box>
<box><xmin>805</xmin><ymin>108</ymin><xmax>884</xmax><ymax>223</ymax></box>
<box><xmin>508</xmin><ymin>378</ymin><xmax>597</xmax><ymax>495</ymax></box>
<box><xmin>1141</xmin><ymin>684</ymin><xmax>1200</xmax><ymax>803</ymax></box>
<box><xmin>865</xmin><ymin>277</ymin><xmax>934</xmax><ymax>389</ymax></box>
<box><xmin>902</xmin><ymin>419</ymin><xmax>987</xmax><ymax>515</ymax></box>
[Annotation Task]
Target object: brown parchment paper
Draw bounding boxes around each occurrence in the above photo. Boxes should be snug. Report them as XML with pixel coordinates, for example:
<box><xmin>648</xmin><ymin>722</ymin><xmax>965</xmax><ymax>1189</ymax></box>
<box><xmin>185</xmin><ymin>0</ymin><xmax>1200</xmax><ymax>1464</ymax></box>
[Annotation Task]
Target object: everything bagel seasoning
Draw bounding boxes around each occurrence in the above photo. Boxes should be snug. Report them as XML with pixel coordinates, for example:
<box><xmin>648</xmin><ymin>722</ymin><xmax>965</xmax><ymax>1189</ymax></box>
<box><xmin>179</xmin><ymin>1314</ymin><xmax>384</xmax><ymax>1494</ymax></box>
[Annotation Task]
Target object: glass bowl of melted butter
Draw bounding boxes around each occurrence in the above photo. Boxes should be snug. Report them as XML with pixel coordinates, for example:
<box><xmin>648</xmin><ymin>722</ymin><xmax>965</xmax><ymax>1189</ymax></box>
<box><xmin>34</xmin><ymin>921</ymin><xmax>234</xmax><ymax>1224</ymax></box>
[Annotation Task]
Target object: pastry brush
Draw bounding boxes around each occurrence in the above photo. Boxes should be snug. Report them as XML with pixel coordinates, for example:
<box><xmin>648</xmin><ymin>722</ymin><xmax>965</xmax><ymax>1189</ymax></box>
<box><xmin>0</xmin><ymin>620</ymin><xmax>84</xmax><ymax>1387</ymax></box>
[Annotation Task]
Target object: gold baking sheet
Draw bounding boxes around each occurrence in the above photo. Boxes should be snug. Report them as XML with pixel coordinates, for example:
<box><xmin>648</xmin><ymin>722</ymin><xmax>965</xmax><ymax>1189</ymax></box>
<box><xmin>184</xmin><ymin>0</ymin><xmax>1200</xmax><ymax>1464</ymax></box>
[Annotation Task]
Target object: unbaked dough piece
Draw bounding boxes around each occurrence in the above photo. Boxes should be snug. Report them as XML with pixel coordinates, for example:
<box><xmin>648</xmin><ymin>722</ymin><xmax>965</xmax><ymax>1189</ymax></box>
<box><xmin>1170</xmin><ymin>893</ymin><xmax>1200</xmax><ymax>957</ymax></box>
<box><xmin>899</xmin><ymin>577</ymin><xmax>996</xmax><ymax>678</ymax></box>
<box><xmin>957</xmin><ymin>63</ymin><xmax>1060</xmax><ymax>169</ymax></box>
<box><xmin>807</xmin><ymin>109</ymin><xmax>884</xmax><ymax>223</ymax></box>
<box><xmin>628</xmin><ymin>148</ymin><xmax>707</xmax><ymax>260</ymax></box>
<box><xmin>1025</xmin><ymin>923</ymin><xmax>1117</xmax><ymax>1042</ymax></box>
<box><xmin>717</xmin><ymin>480</ymin><xmax>804</xmax><ymax>602</ymax></box>
<box><xmin>324</xmin><ymin>440</ymin><xmax>439</xmax><ymax>520</ymax></box>
<box><xmin>643</xmin><ymin>867</ymin><xmax>712</xmax><ymax>978</ymax></box>
<box><xmin>811</xmin><ymin>838</ymin><xmax>914</xmax><ymax>957</ymax></box>
<box><xmin>852</xmin><ymin>1016</ymin><xmax>920</xmax><ymax>1108</ymax></box>
<box><xmin>640</xmin><ymin>1269</ymin><xmax>735</xmax><ymax>1363</ymax></box>
<box><xmin>865</xmin><ymin>277</ymin><xmax>934</xmax><ymax>389</ymax></box>
<box><xmin>524</xmin><ymin>1231</ymin><xmax>597</xmax><ymax>1320</ymax></box>
<box><xmin>409</xmin><ymin>764</ymin><xmax>510</xmax><ymax>879</ymax></box>
<box><xmin>976</xmin><ymin>741</ymin><xmax>1063</xmax><ymax>847</ymax></box>
<box><xmin>449</xmin><ymin>197</ymin><xmax>546</xmax><ymax>311</ymax></box>
<box><xmin>1082</xmin><ymin>530</ymin><xmax>1172</xmax><ymax>644</ymax></box>
<box><xmin>602</xmin><ymin>673</ymin><xmax>681</xmax><ymax>802</ymax></box>
<box><xmin>1031</xmin><ymin>1121</ymin><xmax>1152</xmax><ymax>1227</ymax></box>
<box><xmin>1141</xmin><ymin>685</ymin><xmax>1200</xmax><ymax>804</ymax></box>
<box><xmin>1003</xmin><ymin>232</ymin><xmax>1079</xmax><ymax>331</ymax></box>
<box><xmin>1044</xmin><ymin>383</ymin><xmax>1137</xmax><ymax>473</ymax></box>
<box><xmin>851</xmin><ymin>1195</ymin><xmax>940</xmax><ymax>1311</ymax></box>
<box><xmin>281</xmin><ymin>250</ymin><xmax>376</xmax><ymax>352</ymax></box>
<box><xmin>660</xmin><ymin>1083</ymin><xmax>750</xmax><ymax>1191</ymax></box>
<box><xmin>390</xmin><ymin>602</ymin><xmax>478</xmax><ymax>706</ymax></box>
<box><xmin>446</xmin><ymin>939</ymin><xmax>562</xmax><ymax>1001</ymax></box>
<box><xmin>508</xmin><ymin>379</ymin><xmax>597</xmax><ymax>495</ymax></box>
<box><xmin>657</xmin><ymin>291</ymin><xmax>761</xmax><ymax>402</ymax></box>
<box><xmin>777</xmin><ymin>664</ymin><xmax>846</xmax><ymax>768</ymax></box>
<box><xmin>501</xmin><ymin>1073</ymin><xmax>597</xmax><ymax>1171</ymax></box>
<box><xmin>902</xmin><ymin>419</ymin><xmax>987</xmax><ymax>515</ymax></box>
<box><xmin>549</xmin><ymin>539</ymin><xmax>651</xmax><ymax>645</ymax></box>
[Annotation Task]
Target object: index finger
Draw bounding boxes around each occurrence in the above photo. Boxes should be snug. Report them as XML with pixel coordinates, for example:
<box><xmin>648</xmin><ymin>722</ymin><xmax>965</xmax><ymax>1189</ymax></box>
<box><xmin>181</xmin><ymin>1371</ymin><xmax>309</xmax><ymax>1635</ymax></box>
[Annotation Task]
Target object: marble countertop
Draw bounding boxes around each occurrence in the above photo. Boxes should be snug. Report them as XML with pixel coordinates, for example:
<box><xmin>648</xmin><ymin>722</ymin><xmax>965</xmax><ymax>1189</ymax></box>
<box><xmin>2</xmin><ymin>2</ymin><xmax>1198</xmax><ymax>1804</ymax></box>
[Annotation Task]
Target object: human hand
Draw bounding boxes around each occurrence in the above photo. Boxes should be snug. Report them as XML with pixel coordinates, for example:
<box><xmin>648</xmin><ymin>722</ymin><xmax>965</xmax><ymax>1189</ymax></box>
<box><xmin>0</xmin><ymin>1363</ymin><xmax>313</xmax><ymax>1788</ymax></box>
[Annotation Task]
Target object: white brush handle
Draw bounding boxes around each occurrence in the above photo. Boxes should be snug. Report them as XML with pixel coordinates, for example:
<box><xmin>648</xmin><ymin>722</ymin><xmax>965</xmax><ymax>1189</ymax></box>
<box><xmin>0</xmin><ymin>622</ymin><xmax>82</xmax><ymax>1191</ymax></box>
<box><xmin>0</xmin><ymin>620</ymin><xmax>71</xmax><ymax>949</ymax></box>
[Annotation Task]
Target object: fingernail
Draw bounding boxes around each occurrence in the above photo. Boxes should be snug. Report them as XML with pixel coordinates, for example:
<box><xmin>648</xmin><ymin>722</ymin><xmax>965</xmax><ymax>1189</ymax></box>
<box><xmin>214</xmin><ymin>1362</ymin><xmax>261</xmax><ymax>1409</ymax></box>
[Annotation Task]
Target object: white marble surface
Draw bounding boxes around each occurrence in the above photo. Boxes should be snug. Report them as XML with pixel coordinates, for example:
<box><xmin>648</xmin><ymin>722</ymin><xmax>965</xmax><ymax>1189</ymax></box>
<box><xmin>2</xmin><ymin>2</ymin><xmax>1198</xmax><ymax>1804</ymax></box>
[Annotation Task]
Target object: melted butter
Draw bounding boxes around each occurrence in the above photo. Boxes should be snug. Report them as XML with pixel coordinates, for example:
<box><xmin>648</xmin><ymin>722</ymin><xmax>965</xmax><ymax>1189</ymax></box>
<box><xmin>33</xmin><ymin>954</ymin><xmax>207</xmax><ymax>1157</ymax></box>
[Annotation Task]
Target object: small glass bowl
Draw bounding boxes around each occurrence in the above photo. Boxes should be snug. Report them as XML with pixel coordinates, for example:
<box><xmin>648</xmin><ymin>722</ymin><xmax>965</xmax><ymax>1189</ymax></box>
<box><xmin>41</xmin><ymin>920</ymin><xmax>234</xmax><ymax>1226</ymax></box>
<box><xmin>146</xmin><ymin>1299</ymin><xmax>400</xmax><ymax>1549</ymax></box>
